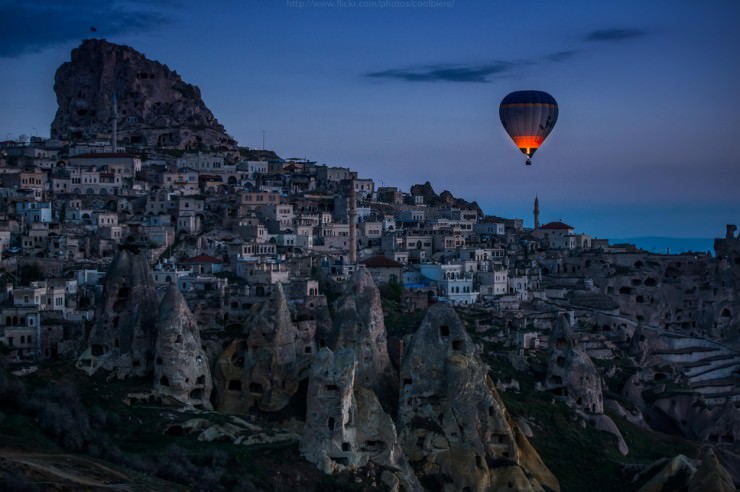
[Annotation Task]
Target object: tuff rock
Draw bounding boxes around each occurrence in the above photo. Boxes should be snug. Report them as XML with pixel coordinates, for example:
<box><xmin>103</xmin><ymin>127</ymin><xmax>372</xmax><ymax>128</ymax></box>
<box><xmin>544</xmin><ymin>313</ymin><xmax>604</xmax><ymax>414</ymax></box>
<box><xmin>398</xmin><ymin>303</ymin><xmax>559</xmax><ymax>492</ymax></box>
<box><xmin>214</xmin><ymin>283</ymin><xmax>307</xmax><ymax>413</ymax></box>
<box><xmin>153</xmin><ymin>284</ymin><xmax>213</xmax><ymax>408</ymax></box>
<box><xmin>300</xmin><ymin>347</ymin><xmax>421</xmax><ymax>491</ymax></box>
<box><xmin>51</xmin><ymin>38</ymin><xmax>237</xmax><ymax>151</ymax></box>
<box><xmin>635</xmin><ymin>455</ymin><xmax>696</xmax><ymax>492</ymax></box>
<box><xmin>623</xmin><ymin>368</ymin><xmax>740</xmax><ymax>444</ymax></box>
<box><xmin>688</xmin><ymin>447</ymin><xmax>736</xmax><ymax>492</ymax></box>
<box><xmin>76</xmin><ymin>247</ymin><xmax>159</xmax><ymax>378</ymax></box>
<box><xmin>332</xmin><ymin>268</ymin><xmax>398</xmax><ymax>405</ymax></box>
<box><xmin>633</xmin><ymin>448</ymin><xmax>736</xmax><ymax>492</ymax></box>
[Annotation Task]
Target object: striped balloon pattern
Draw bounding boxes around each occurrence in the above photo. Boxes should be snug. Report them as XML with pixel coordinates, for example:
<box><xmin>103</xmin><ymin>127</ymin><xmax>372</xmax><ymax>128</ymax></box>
<box><xmin>499</xmin><ymin>90</ymin><xmax>558</xmax><ymax>164</ymax></box>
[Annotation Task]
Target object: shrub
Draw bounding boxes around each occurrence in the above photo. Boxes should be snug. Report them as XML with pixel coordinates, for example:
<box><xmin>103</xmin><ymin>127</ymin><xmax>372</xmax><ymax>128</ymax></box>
<box><xmin>0</xmin><ymin>471</ymin><xmax>40</xmax><ymax>492</ymax></box>
<box><xmin>24</xmin><ymin>383</ymin><xmax>94</xmax><ymax>452</ymax></box>
<box><xmin>0</xmin><ymin>373</ymin><xmax>27</xmax><ymax>410</ymax></box>
<box><xmin>155</xmin><ymin>444</ymin><xmax>198</xmax><ymax>484</ymax></box>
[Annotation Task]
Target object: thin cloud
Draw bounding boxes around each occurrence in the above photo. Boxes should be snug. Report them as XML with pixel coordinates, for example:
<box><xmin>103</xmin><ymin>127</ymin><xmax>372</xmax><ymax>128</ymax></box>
<box><xmin>365</xmin><ymin>48</ymin><xmax>578</xmax><ymax>84</ymax></box>
<box><xmin>0</xmin><ymin>0</ymin><xmax>172</xmax><ymax>57</ymax></box>
<box><xmin>366</xmin><ymin>62</ymin><xmax>516</xmax><ymax>83</ymax></box>
<box><xmin>542</xmin><ymin>50</ymin><xmax>579</xmax><ymax>62</ymax></box>
<box><xmin>586</xmin><ymin>28</ymin><xmax>647</xmax><ymax>42</ymax></box>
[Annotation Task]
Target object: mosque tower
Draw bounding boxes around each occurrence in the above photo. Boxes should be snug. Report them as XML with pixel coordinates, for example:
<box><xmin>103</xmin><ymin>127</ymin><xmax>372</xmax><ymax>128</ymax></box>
<box><xmin>111</xmin><ymin>91</ymin><xmax>118</xmax><ymax>152</ymax></box>
<box><xmin>534</xmin><ymin>195</ymin><xmax>540</xmax><ymax>230</ymax></box>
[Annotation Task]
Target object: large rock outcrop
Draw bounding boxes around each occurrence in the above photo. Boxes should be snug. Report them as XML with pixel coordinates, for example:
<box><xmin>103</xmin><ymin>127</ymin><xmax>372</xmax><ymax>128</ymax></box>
<box><xmin>300</xmin><ymin>348</ymin><xmax>421</xmax><ymax>491</ymax></box>
<box><xmin>409</xmin><ymin>181</ymin><xmax>481</xmax><ymax>215</ymax></box>
<box><xmin>634</xmin><ymin>448</ymin><xmax>735</xmax><ymax>492</ymax></box>
<box><xmin>214</xmin><ymin>283</ymin><xmax>308</xmax><ymax>413</ymax></box>
<box><xmin>623</xmin><ymin>329</ymin><xmax>740</xmax><ymax>443</ymax></box>
<box><xmin>76</xmin><ymin>247</ymin><xmax>159</xmax><ymax>378</ymax></box>
<box><xmin>51</xmin><ymin>38</ymin><xmax>237</xmax><ymax>151</ymax></box>
<box><xmin>544</xmin><ymin>313</ymin><xmax>604</xmax><ymax>414</ymax></box>
<box><xmin>332</xmin><ymin>268</ymin><xmax>397</xmax><ymax>404</ymax></box>
<box><xmin>153</xmin><ymin>284</ymin><xmax>213</xmax><ymax>408</ymax></box>
<box><xmin>398</xmin><ymin>303</ymin><xmax>559</xmax><ymax>492</ymax></box>
<box><xmin>688</xmin><ymin>447</ymin><xmax>736</xmax><ymax>492</ymax></box>
<box><xmin>581</xmin><ymin>249</ymin><xmax>740</xmax><ymax>345</ymax></box>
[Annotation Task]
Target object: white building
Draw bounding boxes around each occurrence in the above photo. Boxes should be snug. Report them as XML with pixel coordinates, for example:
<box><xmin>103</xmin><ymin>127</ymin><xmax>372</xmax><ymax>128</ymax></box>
<box><xmin>420</xmin><ymin>263</ymin><xmax>479</xmax><ymax>305</ymax></box>
<box><xmin>246</xmin><ymin>160</ymin><xmax>269</xmax><ymax>177</ymax></box>
<box><xmin>474</xmin><ymin>222</ymin><xmax>505</xmax><ymax>236</ymax></box>
<box><xmin>176</xmin><ymin>153</ymin><xmax>225</xmax><ymax>172</ymax></box>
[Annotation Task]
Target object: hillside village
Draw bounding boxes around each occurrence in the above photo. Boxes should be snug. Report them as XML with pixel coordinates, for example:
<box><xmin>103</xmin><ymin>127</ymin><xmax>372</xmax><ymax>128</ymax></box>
<box><xmin>0</xmin><ymin>135</ymin><xmax>533</xmax><ymax>357</ymax></box>
<box><xmin>0</xmin><ymin>39</ymin><xmax>738</xmax><ymax>491</ymax></box>
<box><xmin>2</xmin><ymin>132</ymin><xmax>739</xmax><ymax>484</ymax></box>
<box><xmin>0</xmin><ymin>133</ymin><xmax>721</xmax><ymax>359</ymax></box>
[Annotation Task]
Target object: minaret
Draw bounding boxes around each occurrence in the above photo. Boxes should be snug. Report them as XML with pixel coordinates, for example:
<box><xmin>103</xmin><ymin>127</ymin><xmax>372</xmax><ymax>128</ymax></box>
<box><xmin>349</xmin><ymin>179</ymin><xmax>357</xmax><ymax>265</ymax></box>
<box><xmin>533</xmin><ymin>195</ymin><xmax>540</xmax><ymax>230</ymax></box>
<box><xmin>111</xmin><ymin>91</ymin><xmax>118</xmax><ymax>153</ymax></box>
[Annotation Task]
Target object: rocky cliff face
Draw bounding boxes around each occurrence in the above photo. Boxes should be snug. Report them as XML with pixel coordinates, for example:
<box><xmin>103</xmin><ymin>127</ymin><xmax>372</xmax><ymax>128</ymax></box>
<box><xmin>544</xmin><ymin>313</ymin><xmax>604</xmax><ymax>414</ymax></box>
<box><xmin>579</xmin><ymin>252</ymin><xmax>739</xmax><ymax>345</ymax></box>
<box><xmin>300</xmin><ymin>348</ymin><xmax>421</xmax><ymax>490</ymax></box>
<box><xmin>409</xmin><ymin>181</ymin><xmax>482</xmax><ymax>214</ymax></box>
<box><xmin>76</xmin><ymin>247</ymin><xmax>159</xmax><ymax>378</ymax></box>
<box><xmin>332</xmin><ymin>268</ymin><xmax>398</xmax><ymax>405</ymax></box>
<box><xmin>214</xmin><ymin>283</ymin><xmax>307</xmax><ymax>413</ymax></box>
<box><xmin>153</xmin><ymin>284</ymin><xmax>213</xmax><ymax>408</ymax></box>
<box><xmin>51</xmin><ymin>38</ymin><xmax>237</xmax><ymax>151</ymax></box>
<box><xmin>623</xmin><ymin>327</ymin><xmax>740</xmax><ymax>446</ymax></box>
<box><xmin>398</xmin><ymin>303</ymin><xmax>559</xmax><ymax>492</ymax></box>
<box><xmin>213</xmin><ymin>274</ymin><xmax>560</xmax><ymax>490</ymax></box>
<box><xmin>633</xmin><ymin>448</ymin><xmax>736</xmax><ymax>492</ymax></box>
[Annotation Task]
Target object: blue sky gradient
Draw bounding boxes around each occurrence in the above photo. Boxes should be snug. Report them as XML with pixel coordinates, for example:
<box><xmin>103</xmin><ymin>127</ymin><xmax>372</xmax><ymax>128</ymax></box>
<box><xmin>1</xmin><ymin>0</ymin><xmax>738</xmax><ymax>238</ymax></box>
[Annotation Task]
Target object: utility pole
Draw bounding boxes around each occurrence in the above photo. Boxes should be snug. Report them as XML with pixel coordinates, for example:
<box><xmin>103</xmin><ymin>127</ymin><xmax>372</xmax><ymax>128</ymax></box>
<box><xmin>349</xmin><ymin>179</ymin><xmax>357</xmax><ymax>266</ymax></box>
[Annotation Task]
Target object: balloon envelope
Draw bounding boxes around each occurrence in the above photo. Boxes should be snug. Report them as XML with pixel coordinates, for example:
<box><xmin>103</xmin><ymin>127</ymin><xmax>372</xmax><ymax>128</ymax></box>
<box><xmin>499</xmin><ymin>90</ymin><xmax>558</xmax><ymax>161</ymax></box>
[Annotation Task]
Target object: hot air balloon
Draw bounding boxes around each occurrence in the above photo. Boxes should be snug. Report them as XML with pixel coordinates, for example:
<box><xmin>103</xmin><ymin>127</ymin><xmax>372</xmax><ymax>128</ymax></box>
<box><xmin>499</xmin><ymin>90</ymin><xmax>558</xmax><ymax>165</ymax></box>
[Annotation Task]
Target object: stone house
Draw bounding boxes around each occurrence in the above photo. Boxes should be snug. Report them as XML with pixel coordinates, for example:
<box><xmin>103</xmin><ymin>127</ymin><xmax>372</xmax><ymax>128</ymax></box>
<box><xmin>1</xmin><ymin>305</ymin><xmax>41</xmax><ymax>359</ymax></box>
<box><xmin>359</xmin><ymin>256</ymin><xmax>403</xmax><ymax>285</ymax></box>
<box><xmin>179</xmin><ymin>254</ymin><xmax>224</xmax><ymax>275</ymax></box>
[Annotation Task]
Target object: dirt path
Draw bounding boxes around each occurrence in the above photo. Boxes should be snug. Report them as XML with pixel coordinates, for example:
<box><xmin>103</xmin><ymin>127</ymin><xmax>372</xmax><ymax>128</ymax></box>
<box><xmin>0</xmin><ymin>449</ymin><xmax>133</xmax><ymax>490</ymax></box>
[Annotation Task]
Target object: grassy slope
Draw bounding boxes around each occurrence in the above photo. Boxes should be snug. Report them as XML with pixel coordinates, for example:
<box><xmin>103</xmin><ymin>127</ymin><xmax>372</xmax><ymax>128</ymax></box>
<box><xmin>0</xmin><ymin>299</ymin><xmax>704</xmax><ymax>492</ymax></box>
<box><xmin>0</xmin><ymin>361</ymin><xmax>360</xmax><ymax>492</ymax></box>
<box><xmin>381</xmin><ymin>301</ymin><xmax>701</xmax><ymax>492</ymax></box>
<box><xmin>464</xmin><ymin>326</ymin><xmax>700</xmax><ymax>492</ymax></box>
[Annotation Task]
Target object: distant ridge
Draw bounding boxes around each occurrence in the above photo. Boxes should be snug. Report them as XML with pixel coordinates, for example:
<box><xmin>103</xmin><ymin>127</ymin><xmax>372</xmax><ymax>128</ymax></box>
<box><xmin>609</xmin><ymin>237</ymin><xmax>714</xmax><ymax>255</ymax></box>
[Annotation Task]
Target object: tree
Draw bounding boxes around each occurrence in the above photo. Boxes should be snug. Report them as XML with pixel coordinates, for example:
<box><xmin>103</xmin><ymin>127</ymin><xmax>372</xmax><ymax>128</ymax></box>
<box><xmin>18</xmin><ymin>263</ymin><xmax>44</xmax><ymax>284</ymax></box>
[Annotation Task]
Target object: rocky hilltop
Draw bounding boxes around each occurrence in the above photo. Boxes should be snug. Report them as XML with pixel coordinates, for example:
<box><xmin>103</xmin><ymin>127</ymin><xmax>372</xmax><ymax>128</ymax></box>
<box><xmin>410</xmin><ymin>181</ymin><xmax>482</xmax><ymax>214</ymax></box>
<box><xmin>51</xmin><ymin>38</ymin><xmax>237</xmax><ymax>152</ymax></box>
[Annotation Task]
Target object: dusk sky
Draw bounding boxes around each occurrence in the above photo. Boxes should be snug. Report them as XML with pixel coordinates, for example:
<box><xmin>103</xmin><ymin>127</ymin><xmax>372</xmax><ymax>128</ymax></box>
<box><xmin>1</xmin><ymin>0</ymin><xmax>739</xmax><ymax>239</ymax></box>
